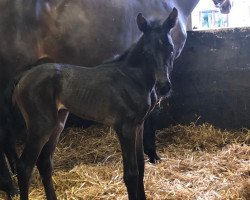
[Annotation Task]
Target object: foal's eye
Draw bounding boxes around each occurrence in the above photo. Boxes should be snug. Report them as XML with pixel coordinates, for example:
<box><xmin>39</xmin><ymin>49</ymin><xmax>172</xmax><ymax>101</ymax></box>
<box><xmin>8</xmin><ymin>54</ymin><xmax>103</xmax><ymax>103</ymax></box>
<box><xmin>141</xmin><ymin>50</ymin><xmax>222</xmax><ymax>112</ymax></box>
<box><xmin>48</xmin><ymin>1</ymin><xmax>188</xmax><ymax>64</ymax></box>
<box><xmin>159</xmin><ymin>39</ymin><xmax>164</xmax><ymax>46</ymax></box>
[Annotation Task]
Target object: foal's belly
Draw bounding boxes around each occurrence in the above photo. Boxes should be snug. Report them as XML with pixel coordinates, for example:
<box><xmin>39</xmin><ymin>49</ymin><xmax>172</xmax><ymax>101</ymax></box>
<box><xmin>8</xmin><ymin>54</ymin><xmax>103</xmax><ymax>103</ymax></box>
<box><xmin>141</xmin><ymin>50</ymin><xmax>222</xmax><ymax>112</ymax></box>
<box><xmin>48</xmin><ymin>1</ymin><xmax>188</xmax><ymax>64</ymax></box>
<box><xmin>66</xmin><ymin>89</ymin><xmax>117</xmax><ymax>125</ymax></box>
<box><xmin>58</xmin><ymin>68</ymin><xmax>151</xmax><ymax>126</ymax></box>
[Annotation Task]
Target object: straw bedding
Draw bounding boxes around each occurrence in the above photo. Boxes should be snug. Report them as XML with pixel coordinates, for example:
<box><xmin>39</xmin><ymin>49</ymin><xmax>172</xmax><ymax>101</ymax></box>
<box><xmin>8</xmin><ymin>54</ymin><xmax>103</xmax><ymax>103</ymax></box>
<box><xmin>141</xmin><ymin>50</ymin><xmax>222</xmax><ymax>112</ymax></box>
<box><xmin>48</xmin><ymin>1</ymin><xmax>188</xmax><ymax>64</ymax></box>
<box><xmin>1</xmin><ymin>123</ymin><xmax>250</xmax><ymax>200</ymax></box>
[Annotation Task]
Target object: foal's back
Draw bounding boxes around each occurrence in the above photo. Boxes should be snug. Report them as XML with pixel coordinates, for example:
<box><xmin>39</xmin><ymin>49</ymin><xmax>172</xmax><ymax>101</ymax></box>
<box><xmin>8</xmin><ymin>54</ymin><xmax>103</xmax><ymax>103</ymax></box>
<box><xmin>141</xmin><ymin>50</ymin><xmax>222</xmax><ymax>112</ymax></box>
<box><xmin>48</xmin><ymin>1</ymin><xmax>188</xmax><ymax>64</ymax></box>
<box><xmin>15</xmin><ymin>63</ymin><xmax>150</xmax><ymax>126</ymax></box>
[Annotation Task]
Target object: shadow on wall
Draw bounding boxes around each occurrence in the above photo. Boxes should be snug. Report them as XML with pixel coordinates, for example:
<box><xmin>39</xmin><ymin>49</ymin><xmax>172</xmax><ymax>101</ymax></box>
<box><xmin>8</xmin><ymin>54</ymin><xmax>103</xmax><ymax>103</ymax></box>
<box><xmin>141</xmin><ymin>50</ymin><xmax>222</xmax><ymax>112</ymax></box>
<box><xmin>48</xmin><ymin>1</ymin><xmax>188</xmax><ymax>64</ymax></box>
<box><xmin>167</xmin><ymin>28</ymin><xmax>250</xmax><ymax>129</ymax></box>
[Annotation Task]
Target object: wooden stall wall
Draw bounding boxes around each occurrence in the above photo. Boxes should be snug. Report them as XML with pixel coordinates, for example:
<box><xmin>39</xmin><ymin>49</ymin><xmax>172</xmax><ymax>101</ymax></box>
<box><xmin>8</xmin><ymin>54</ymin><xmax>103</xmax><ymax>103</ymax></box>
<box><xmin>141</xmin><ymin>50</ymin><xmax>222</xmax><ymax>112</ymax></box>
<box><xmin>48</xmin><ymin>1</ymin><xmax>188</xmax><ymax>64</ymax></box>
<box><xmin>168</xmin><ymin>28</ymin><xmax>250</xmax><ymax>129</ymax></box>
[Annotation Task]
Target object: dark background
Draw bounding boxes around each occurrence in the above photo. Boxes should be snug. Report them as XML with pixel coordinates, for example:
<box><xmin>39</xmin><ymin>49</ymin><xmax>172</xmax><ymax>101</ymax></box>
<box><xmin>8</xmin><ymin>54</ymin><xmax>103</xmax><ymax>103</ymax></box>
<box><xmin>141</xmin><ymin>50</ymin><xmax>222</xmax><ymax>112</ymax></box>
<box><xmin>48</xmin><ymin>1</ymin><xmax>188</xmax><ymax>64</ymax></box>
<box><xmin>166</xmin><ymin>28</ymin><xmax>250</xmax><ymax>129</ymax></box>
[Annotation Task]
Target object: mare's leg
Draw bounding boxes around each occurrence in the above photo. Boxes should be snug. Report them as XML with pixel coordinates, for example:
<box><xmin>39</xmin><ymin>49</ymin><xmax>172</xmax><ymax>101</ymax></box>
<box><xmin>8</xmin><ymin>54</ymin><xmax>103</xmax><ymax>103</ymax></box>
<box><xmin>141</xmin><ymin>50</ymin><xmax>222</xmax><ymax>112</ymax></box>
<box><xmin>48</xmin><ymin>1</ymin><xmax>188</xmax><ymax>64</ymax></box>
<box><xmin>0</xmin><ymin>128</ymin><xmax>17</xmax><ymax>198</ymax></box>
<box><xmin>136</xmin><ymin>123</ymin><xmax>146</xmax><ymax>200</ymax></box>
<box><xmin>36</xmin><ymin>110</ymin><xmax>68</xmax><ymax>200</ymax></box>
<box><xmin>17</xmin><ymin>113</ymin><xmax>58</xmax><ymax>200</ymax></box>
<box><xmin>115</xmin><ymin>122</ymin><xmax>146</xmax><ymax>200</ymax></box>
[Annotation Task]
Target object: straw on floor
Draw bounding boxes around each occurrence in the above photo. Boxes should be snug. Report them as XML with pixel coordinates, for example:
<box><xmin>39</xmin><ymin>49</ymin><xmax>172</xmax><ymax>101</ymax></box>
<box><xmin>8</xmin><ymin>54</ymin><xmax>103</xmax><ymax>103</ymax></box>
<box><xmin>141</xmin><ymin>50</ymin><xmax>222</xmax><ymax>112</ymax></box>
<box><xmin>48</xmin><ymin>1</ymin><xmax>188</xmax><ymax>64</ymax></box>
<box><xmin>1</xmin><ymin>123</ymin><xmax>250</xmax><ymax>200</ymax></box>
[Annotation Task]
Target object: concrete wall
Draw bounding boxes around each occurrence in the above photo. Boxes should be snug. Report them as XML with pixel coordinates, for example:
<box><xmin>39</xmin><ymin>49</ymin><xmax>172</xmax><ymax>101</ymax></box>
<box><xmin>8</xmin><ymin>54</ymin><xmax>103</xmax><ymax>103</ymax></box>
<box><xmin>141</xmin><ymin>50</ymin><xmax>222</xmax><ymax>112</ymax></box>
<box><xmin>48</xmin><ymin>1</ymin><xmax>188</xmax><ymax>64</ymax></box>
<box><xmin>168</xmin><ymin>28</ymin><xmax>250</xmax><ymax>129</ymax></box>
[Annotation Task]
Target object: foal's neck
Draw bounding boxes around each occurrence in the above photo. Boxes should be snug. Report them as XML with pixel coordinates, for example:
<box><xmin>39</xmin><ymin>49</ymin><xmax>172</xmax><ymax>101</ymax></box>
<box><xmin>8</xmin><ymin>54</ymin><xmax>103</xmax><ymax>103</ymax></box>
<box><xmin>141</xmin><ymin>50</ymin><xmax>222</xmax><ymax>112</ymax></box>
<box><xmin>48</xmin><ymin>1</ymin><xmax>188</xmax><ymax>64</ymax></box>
<box><xmin>122</xmin><ymin>38</ymin><xmax>154</xmax><ymax>71</ymax></box>
<box><xmin>117</xmin><ymin>37</ymin><xmax>156</xmax><ymax>89</ymax></box>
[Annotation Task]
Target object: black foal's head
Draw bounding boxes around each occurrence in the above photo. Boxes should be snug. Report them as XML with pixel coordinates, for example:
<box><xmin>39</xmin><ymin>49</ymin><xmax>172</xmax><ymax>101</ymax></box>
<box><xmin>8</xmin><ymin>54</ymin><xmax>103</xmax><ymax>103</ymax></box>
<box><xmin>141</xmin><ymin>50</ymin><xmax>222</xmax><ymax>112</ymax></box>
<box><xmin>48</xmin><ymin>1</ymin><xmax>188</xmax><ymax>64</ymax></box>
<box><xmin>136</xmin><ymin>8</ymin><xmax>178</xmax><ymax>97</ymax></box>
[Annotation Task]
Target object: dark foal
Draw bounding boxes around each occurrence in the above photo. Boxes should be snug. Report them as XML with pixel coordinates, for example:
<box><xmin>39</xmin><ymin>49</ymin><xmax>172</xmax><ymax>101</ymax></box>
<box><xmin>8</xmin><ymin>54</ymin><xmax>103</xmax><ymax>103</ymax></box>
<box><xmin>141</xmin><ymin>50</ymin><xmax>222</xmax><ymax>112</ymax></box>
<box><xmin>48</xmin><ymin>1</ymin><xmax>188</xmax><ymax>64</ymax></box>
<box><xmin>13</xmin><ymin>8</ymin><xmax>178</xmax><ymax>200</ymax></box>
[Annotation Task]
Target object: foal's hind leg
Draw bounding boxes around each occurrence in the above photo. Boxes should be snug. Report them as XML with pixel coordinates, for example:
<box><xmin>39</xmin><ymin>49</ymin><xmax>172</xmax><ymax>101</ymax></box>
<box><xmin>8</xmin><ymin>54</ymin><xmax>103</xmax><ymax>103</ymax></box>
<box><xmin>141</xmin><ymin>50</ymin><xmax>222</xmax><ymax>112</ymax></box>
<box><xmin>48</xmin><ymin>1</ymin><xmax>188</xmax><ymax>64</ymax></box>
<box><xmin>4</xmin><ymin>129</ymin><xmax>18</xmax><ymax>174</ymax></box>
<box><xmin>136</xmin><ymin>123</ymin><xmax>146</xmax><ymax>200</ymax></box>
<box><xmin>0</xmin><ymin>128</ymin><xmax>17</xmax><ymax>198</ymax></box>
<box><xmin>17</xmin><ymin>115</ymin><xmax>58</xmax><ymax>200</ymax></box>
<box><xmin>0</xmin><ymin>149</ymin><xmax>17</xmax><ymax>198</ymax></box>
<box><xmin>36</xmin><ymin>110</ymin><xmax>68</xmax><ymax>200</ymax></box>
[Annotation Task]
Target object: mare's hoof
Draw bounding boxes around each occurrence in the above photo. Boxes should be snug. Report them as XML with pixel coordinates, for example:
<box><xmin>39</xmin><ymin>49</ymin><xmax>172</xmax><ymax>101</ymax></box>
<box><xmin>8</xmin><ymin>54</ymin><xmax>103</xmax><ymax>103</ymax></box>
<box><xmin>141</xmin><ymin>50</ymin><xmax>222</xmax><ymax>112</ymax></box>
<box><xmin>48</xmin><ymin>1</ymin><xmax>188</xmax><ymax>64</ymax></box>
<box><xmin>144</xmin><ymin>149</ymin><xmax>161</xmax><ymax>164</ymax></box>
<box><xmin>148</xmin><ymin>154</ymin><xmax>161</xmax><ymax>164</ymax></box>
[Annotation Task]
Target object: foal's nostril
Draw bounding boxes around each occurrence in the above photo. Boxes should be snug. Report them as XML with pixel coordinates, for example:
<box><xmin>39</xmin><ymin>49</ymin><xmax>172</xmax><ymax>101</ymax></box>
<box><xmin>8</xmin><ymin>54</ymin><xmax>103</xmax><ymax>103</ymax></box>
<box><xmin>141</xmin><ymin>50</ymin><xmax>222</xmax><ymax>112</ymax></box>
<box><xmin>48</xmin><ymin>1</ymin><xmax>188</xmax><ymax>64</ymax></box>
<box><xmin>156</xmin><ymin>81</ymin><xmax>171</xmax><ymax>97</ymax></box>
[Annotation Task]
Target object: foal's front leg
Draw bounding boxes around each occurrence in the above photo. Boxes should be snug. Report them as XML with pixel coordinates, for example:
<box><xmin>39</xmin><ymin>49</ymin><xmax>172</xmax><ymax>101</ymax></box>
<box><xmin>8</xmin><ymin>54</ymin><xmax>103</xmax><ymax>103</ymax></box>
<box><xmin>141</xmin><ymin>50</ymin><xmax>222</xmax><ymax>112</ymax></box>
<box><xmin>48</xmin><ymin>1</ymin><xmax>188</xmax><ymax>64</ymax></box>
<box><xmin>115</xmin><ymin>122</ymin><xmax>146</xmax><ymax>200</ymax></box>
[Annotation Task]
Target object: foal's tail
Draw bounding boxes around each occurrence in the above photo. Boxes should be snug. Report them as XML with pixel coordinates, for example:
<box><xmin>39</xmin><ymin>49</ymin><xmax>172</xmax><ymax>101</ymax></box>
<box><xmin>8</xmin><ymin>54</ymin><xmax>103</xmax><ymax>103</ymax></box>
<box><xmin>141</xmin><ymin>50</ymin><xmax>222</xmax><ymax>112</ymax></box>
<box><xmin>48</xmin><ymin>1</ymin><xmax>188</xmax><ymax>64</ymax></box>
<box><xmin>4</xmin><ymin>73</ymin><xmax>24</xmax><ymax>109</ymax></box>
<box><xmin>2</xmin><ymin>57</ymin><xmax>55</xmax><ymax>174</ymax></box>
<box><xmin>1</xmin><ymin>72</ymin><xmax>26</xmax><ymax>174</ymax></box>
<box><xmin>3</xmin><ymin>72</ymin><xmax>26</xmax><ymax>129</ymax></box>
<box><xmin>9</xmin><ymin>56</ymin><xmax>54</xmax><ymax>107</ymax></box>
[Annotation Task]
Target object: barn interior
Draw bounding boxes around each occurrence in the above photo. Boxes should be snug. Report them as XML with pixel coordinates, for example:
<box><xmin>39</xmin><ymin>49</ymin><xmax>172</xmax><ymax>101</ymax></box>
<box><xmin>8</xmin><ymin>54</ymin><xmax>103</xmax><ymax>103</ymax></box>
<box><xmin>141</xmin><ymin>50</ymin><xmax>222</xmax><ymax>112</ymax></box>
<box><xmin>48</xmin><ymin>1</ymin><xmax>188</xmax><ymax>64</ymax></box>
<box><xmin>0</xmin><ymin>26</ymin><xmax>249</xmax><ymax>200</ymax></box>
<box><xmin>1</xmin><ymin>1</ymin><xmax>250</xmax><ymax>200</ymax></box>
<box><xmin>170</xmin><ymin>28</ymin><xmax>250</xmax><ymax>129</ymax></box>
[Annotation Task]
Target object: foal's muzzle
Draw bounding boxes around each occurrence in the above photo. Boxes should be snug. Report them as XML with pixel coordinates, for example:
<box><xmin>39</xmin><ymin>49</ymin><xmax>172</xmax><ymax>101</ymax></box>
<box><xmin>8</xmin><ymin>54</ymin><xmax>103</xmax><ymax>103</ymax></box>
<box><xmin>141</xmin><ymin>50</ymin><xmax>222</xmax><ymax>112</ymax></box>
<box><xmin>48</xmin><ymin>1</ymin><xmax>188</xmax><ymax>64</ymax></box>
<box><xmin>156</xmin><ymin>81</ymin><xmax>171</xmax><ymax>98</ymax></box>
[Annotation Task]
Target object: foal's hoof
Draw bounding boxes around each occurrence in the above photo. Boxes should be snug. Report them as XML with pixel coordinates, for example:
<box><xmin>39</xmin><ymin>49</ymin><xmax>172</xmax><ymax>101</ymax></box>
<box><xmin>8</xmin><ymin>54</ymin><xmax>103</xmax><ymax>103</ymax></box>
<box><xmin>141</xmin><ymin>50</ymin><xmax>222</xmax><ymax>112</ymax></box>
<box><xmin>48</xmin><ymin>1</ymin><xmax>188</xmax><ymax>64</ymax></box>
<box><xmin>0</xmin><ymin>180</ymin><xmax>18</xmax><ymax>198</ymax></box>
<box><xmin>7</xmin><ymin>186</ymin><xmax>19</xmax><ymax>199</ymax></box>
<box><xmin>7</xmin><ymin>194</ymin><xmax>14</xmax><ymax>200</ymax></box>
<box><xmin>0</xmin><ymin>185</ymin><xmax>18</xmax><ymax>200</ymax></box>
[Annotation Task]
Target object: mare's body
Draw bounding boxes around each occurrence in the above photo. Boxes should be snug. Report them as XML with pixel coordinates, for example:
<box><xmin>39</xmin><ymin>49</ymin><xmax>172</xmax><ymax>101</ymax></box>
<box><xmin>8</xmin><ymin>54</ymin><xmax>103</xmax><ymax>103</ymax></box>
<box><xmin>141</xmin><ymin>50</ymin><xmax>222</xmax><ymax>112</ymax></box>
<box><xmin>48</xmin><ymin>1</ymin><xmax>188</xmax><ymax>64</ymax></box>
<box><xmin>0</xmin><ymin>0</ymin><xmax>231</xmax><ymax>98</ymax></box>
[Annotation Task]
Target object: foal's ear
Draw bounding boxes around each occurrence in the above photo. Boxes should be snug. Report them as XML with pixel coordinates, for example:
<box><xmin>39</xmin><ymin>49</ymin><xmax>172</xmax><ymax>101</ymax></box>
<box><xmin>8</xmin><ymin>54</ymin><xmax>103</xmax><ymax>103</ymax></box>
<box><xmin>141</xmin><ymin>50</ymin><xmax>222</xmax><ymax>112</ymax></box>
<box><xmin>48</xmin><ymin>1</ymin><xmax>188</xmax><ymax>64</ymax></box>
<box><xmin>162</xmin><ymin>7</ymin><xmax>178</xmax><ymax>31</ymax></box>
<box><xmin>137</xmin><ymin>13</ymin><xmax>149</xmax><ymax>33</ymax></box>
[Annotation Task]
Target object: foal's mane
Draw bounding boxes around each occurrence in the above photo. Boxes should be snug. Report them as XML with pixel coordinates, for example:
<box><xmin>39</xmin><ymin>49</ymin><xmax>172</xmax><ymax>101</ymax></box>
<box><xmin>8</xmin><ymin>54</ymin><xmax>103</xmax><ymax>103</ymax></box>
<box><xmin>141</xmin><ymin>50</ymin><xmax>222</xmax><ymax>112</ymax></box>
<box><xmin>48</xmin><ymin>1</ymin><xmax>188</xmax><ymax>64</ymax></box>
<box><xmin>103</xmin><ymin>44</ymin><xmax>136</xmax><ymax>64</ymax></box>
<box><xmin>103</xmin><ymin>18</ymin><xmax>162</xmax><ymax>65</ymax></box>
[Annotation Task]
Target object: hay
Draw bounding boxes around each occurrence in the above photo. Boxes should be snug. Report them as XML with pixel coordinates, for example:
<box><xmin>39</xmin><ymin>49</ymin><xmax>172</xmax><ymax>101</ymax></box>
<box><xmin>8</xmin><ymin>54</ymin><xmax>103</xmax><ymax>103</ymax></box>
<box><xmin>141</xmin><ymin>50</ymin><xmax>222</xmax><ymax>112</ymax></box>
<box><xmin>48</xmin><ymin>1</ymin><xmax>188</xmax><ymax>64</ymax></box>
<box><xmin>1</xmin><ymin>123</ymin><xmax>250</xmax><ymax>200</ymax></box>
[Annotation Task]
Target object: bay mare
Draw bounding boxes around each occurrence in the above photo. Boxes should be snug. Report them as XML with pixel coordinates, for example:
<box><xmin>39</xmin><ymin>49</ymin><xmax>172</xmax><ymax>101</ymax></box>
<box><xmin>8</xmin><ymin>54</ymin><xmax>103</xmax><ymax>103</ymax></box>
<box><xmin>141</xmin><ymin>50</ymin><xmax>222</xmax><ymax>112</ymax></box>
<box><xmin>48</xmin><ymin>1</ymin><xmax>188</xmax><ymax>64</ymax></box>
<box><xmin>0</xmin><ymin>0</ymin><xmax>232</xmax><ymax>197</ymax></box>
<box><xmin>13</xmin><ymin>9</ymin><xmax>178</xmax><ymax>200</ymax></box>
<box><xmin>0</xmin><ymin>0</ymin><xmax>231</xmax><ymax>96</ymax></box>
